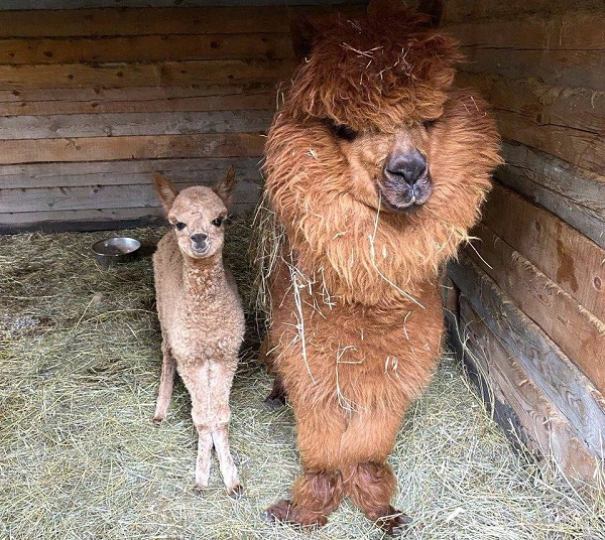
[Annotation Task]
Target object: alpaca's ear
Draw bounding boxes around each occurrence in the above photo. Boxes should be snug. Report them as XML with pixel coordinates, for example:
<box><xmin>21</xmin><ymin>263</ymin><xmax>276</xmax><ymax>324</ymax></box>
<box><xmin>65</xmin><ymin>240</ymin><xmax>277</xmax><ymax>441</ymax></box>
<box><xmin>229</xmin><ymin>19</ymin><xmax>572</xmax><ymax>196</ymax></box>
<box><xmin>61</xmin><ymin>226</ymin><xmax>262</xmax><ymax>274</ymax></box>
<box><xmin>214</xmin><ymin>166</ymin><xmax>236</xmax><ymax>208</ymax></box>
<box><xmin>153</xmin><ymin>173</ymin><xmax>178</xmax><ymax>214</ymax></box>
<box><xmin>290</xmin><ymin>16</ymin><xmax>319</xmax><ymax>60</ymax></box>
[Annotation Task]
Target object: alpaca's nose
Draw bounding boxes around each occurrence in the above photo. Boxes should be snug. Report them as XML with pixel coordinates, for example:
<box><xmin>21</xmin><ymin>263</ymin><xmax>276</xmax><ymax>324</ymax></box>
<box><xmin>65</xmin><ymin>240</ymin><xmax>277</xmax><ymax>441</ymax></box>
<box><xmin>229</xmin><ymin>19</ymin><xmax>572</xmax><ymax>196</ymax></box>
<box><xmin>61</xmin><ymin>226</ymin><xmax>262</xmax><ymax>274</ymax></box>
<box><xmin>385</xmin><ymin>150</ymin><xmax>427</xmax><ymax>185</ymax></box>
<box><xmin>190</xmin><ymin>233</ymin><xmax>207</xmax><ymax>246</ymax></box>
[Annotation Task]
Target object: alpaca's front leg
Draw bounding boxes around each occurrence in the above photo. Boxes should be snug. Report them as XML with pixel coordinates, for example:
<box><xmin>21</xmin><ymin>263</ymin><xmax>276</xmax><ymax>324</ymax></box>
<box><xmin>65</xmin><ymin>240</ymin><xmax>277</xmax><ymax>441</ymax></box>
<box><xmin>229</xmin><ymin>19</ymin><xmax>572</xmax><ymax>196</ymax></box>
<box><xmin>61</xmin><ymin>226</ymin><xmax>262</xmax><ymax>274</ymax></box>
<box><xmin>153</xmin><ymin>340</ymin><xmax>176</xmax><ymax>423</ymax></box>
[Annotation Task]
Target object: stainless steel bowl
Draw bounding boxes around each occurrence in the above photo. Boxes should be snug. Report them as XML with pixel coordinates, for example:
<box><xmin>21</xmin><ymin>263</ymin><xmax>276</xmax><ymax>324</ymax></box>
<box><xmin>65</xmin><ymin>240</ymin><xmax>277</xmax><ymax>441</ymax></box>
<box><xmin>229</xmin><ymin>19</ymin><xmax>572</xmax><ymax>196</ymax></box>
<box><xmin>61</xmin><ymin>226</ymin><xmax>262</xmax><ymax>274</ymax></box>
<box><xmin>92</xmin><ymin>237</ymin><xmax>141</xmax><ymax>267</ymax></box>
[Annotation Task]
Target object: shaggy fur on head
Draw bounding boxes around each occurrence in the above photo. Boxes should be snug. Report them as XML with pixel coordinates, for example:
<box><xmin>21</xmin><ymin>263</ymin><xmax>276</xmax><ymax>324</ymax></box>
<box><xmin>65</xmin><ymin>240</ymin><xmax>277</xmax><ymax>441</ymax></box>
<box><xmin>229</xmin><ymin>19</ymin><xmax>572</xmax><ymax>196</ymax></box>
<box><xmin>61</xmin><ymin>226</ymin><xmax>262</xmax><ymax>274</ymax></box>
<box><xmin>261</xmin><ymin>0</ymin><xmax>502</xmax><ymax>533</ymax></box>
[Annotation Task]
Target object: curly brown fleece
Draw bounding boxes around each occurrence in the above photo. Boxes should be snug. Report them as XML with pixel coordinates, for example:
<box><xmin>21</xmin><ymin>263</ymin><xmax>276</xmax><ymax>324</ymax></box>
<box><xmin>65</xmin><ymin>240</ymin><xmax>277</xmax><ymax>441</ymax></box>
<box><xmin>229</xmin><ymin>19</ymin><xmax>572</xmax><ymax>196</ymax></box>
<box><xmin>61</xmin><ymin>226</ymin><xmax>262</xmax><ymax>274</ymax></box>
<box><xmin>262</xmin><ymin>0</ymin><xmax>502</xmax><ymax>533</ymax></box>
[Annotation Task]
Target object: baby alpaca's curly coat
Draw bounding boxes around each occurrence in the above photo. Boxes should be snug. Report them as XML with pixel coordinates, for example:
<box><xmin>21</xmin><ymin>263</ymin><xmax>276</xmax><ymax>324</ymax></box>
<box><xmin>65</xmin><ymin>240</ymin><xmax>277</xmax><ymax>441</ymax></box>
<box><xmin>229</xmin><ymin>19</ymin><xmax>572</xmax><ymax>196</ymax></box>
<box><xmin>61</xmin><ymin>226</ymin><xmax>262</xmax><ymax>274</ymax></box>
<box><xmin>262</xmin><ymin>0</ymin><xmax>502</xmax><ymax>533</ymax></box>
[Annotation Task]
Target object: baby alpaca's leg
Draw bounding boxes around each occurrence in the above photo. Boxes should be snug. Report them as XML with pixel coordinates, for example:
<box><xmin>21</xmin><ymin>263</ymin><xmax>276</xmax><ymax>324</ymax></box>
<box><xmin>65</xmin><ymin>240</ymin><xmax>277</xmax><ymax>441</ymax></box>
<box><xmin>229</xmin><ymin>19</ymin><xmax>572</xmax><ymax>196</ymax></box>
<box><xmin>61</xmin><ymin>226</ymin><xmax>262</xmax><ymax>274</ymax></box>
<box><xmin>210</xmin><ymin>361</ymin><xmax>241</xmax><ymax>495</ymax></box>
<box><xmin>153</xmin><ymin>340</ymin><xmax>176</xmax><ymax>422</ymax></box>
<box><xmin>213</xmin><ymin>425</ymin><xmax>241</xmax><ymax>497</ymax></box>
<box><xmin>191</xmin><ymin>405</ymin><xmax>214</xmax><ymax>491</ymax></box>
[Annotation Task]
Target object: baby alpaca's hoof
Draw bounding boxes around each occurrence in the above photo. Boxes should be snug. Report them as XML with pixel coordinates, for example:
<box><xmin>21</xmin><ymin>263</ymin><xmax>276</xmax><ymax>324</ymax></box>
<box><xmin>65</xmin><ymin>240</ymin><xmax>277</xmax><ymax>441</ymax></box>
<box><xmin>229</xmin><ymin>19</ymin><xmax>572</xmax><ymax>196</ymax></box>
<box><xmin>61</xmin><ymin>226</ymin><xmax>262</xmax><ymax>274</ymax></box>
<box><xmin>152</xmin><ymin>415</ymin><xmax>164</xmax><ymax>425</ymax></box>
<box><xmin>264</xmin><ymin>394</ymin><xmax>286</xmax><ymax>410</ymax></box>
<box><xmin>377</xmin><ymin>507</ymin><xmax>412</xmax><ymax>536</ymax></box>
<box><xmin>227</xmin><ymin>484</ymin><xmax>244</xmax><ymax>499</ymax></box>
<box><xmin>193</xmin><ymin>483</ymin><xmax>208</xmax><ymax>495</ymax></box>
<box><xmin>265</xmin><ymin>499</ymin><xmax>326</xmax><ymax>529</ymax></box>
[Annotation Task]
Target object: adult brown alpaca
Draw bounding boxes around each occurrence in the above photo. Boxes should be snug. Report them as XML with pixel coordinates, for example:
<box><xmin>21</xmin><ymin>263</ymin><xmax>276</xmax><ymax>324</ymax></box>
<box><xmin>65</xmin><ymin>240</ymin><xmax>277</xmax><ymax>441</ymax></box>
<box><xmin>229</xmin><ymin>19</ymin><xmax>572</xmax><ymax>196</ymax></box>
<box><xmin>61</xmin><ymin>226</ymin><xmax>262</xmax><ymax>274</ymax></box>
<box><xmin>261</xmin><ymin>0</ymin><xmax>501</xmax><ymax>534</ymax></box>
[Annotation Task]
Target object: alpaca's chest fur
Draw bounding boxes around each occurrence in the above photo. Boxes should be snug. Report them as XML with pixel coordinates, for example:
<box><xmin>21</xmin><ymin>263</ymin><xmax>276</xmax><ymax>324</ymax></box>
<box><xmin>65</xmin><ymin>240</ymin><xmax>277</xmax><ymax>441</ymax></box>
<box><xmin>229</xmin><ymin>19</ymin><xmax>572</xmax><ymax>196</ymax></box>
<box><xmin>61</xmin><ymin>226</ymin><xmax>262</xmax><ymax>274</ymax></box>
<box><xmin>153</xmin><ymin>233</ymin><xmax>245</xmax><ymax>370</ymax></box>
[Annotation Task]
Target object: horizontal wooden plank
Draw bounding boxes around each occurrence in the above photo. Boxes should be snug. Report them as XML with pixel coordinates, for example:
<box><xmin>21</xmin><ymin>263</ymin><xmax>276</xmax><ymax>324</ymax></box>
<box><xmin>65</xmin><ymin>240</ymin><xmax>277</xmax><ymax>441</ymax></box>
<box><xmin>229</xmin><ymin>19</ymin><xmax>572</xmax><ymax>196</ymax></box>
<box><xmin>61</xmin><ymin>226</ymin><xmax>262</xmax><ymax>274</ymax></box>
<box><xmin>483</xmin><ymin>183</ymin><xmax>605</xmax><ymax>321</ymax></box>
<box><xmin>497</xmin><ymin>143</ymin><xmax>605</xmax><ymax>249</ymax></box>
<box><xmin>447</xmin><ymin>11</ymin><xmax>605</xmax><ymax>50</ymax></box>
<box><xmin>0</xmin><ymin>157</ymin><xmax>262</xmax><ymax>188</ymax></box>
<box><xmin>501</xmin><ymin>143</ymin><xmax>605</xmax><ymax>212</ymax></box>
<box><xmin>0</xmin><ymin>83</ymin><xmax>272</xmax><ymax>103</ymax></box>
<box><xmin>0</xmin><ymin>59</ymin><xmax>294</xmax><ymax>90</ymax></box>
<box><xmin>0</xmin><ymin>132</ymin><xmax>265</xmax><ymax>164</ymax></box>
<box><xmin>444</xmin><ymin>0</ymin><xmax>604</xmax><ymax>23</ymax></box>
<box><xmin>0</xmin><ymin>110</ymin><xmax>273</xmax><ymax>139</ymax></box>
<box><xmin>461</xmin><ymin>48</ymin><xmax>605</xmax><ymax>90</ymax></box>
<box><xmin>468</xmin><ymin>223</ymin><xmax>605</xmax><ymax>390</ymax></box>
<box><xmin>0</xmin><ymin>1</ymin><xmax>365</xmax><ymax>10</ymax></box>
<box><xmin>0</xmin><ymin>178</ymin><xmax>261</xmax><ymax>212</ymax></box>
<box><xmin>459</xmin><ymin>297</ymin><xmax>599</xmax><ymax>482</ymax></box>
<box><xmin>0</xmin><ymin>33</ymin><xmax>294</xmax><ymax>65</ymax></box>
<box><xmin>449</xmin><ymin>255</ymin><xmax>605</xmax><ymax>456</ymax></box>
<box><xmin>495</xmin><ymin>111</ymin><xmax>603</xmax><ymax>175</ymax></box>
<box><xmin>0</xmin><ymin>6</ymin><xmax>362</xmax><ymax>38</ymax></box>
<box><xmin>456</xmin><ymin>73</ymin><xmax>605</xmax><ymax>135</ymax></box>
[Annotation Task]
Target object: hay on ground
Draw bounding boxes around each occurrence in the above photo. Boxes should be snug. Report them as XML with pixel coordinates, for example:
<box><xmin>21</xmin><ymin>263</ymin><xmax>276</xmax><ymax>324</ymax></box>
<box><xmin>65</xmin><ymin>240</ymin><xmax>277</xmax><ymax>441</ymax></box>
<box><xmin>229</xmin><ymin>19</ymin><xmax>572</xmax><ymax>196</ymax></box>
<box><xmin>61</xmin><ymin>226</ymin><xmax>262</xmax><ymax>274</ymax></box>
<box><xmin>0</xmin><ymin>216</ymin><xmax>603</xmax><ymax>540</ymax></box>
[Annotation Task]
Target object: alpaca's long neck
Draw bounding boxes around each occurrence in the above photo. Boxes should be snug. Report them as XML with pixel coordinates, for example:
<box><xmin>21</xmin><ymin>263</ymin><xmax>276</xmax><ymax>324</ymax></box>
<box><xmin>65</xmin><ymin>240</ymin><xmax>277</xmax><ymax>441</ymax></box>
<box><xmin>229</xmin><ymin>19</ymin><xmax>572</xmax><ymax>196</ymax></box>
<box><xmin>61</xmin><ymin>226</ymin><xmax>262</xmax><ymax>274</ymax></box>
<box><xmin>181</xmin><ymin>254</ymin><xmax>227</xmax><ymax>300</ymax></box>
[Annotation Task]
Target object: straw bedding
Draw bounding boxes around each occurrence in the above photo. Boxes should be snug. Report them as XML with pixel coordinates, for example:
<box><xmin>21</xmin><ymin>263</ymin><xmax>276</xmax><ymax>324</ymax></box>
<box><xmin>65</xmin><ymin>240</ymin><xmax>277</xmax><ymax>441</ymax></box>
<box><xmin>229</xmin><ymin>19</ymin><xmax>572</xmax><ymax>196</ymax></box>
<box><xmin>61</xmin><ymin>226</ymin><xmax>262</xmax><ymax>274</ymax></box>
<box><xmin>0</xmin><ymin>217</ymin><xmax>603</xmax><ymax>540</ymax></box>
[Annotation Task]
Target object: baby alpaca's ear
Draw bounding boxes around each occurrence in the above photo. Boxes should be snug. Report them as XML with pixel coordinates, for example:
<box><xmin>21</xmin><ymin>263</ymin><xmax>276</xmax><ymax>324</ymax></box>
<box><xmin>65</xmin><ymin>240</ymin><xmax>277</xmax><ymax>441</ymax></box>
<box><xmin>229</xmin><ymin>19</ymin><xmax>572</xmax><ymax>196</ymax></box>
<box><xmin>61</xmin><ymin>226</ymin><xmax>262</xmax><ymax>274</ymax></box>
<box><xmin>214</xmin><ymin>166</ymin><xmax>237</xmax><ymax>208</ymax></box>
<box><xmin>153</xmin><ymin>173</ymin><xmax>178</xmax><ymax>214</ymax></box>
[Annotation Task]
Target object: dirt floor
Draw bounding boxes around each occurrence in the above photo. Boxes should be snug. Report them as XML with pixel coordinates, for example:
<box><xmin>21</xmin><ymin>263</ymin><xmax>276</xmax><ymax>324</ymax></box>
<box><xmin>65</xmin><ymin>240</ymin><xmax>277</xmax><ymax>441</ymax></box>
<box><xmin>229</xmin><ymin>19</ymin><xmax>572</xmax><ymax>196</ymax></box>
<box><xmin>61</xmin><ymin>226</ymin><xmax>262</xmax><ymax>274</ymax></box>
<box><xmin>1</xmin><ymin>219</ymin><xmax>603</xmax><ymax>540</ymax></box>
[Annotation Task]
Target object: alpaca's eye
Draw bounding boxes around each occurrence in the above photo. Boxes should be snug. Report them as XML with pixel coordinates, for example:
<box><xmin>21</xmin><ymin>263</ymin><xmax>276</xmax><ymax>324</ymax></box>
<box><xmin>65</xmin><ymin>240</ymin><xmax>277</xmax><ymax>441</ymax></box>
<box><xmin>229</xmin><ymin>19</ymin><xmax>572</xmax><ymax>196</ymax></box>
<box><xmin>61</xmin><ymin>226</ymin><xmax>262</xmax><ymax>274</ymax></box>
<box><xmin>333</xmin><ymin>124</ymin><xmax>358</xmax><ymax>141</ymax></box>
<box><xmin>175</xmin><ymin>222</ymin><xmax>186</xmax><ymax>231</ymax></box>
<box><xmin>212</xmin><ymin>216</ymin><xmax>224</xmax><ymax>227</ymax></box>
<box><xmin>423</xmin><ymin>119</ymin><xmax>437</xmax><ymax>130</ymax></box>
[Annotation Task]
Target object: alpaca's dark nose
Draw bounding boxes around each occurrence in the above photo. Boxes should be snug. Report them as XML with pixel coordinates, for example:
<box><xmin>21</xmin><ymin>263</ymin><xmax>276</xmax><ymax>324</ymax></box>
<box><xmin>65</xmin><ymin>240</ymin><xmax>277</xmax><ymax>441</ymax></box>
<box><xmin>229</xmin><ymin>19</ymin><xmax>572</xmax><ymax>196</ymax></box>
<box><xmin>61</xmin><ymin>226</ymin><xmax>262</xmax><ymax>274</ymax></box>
<box><xmin>385</xmin><ymin>150</ymin><xmax>427</xmax><ymax>185</ymax></box>
<box><xmin>190</xmin><ymin>233</ymin><xmax>207</xmax><ymax>246</ymax></box>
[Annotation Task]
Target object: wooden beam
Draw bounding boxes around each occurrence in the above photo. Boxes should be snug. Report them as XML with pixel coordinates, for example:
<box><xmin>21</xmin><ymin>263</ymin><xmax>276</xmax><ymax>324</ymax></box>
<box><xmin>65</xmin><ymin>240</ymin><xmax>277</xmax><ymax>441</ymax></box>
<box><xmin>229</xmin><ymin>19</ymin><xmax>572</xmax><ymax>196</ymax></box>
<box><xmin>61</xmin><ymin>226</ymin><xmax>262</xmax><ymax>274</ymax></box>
<box><xmin>0</xmin><ymin>33</ymin><xmax>293</xmax><ymax>65</ymax></box>
<box><xmin>460</xmin><ymin>48</ymin><xmax>605</xmax><ymax>90</ymax></box>
<box><xmin>447</xmin><ymin>11</ymin><xmax>605</xmax><ymax>50</ymax></box>
<box><xmin>0</xmin><ymin>132</ymin><xmax>265</xmax><ymax>164</ymax></box>
<box><xmin>0</xmin><ymin>59</ymin><xmax>294</xmax><ymax>90</ymax></box>
<box><xmin>459</xmin><ymin>297</ymin><xmax>599</xmax><ymax>482</ymax></box>
<box><xmin>0</xmin><ymin>110</ymin><xmax>274</xmax><ymax>139</ymax></box>
<box><xmin>467</xmin><ymin>223</ymin><xmax>605</xmax><ymax>390</ymax></box>
<box><xmin>449</xmin><ymin>255</ymin><xmax>605</xmax><ymax>456</ymax></box>
<box><xmin>455</xmin><ymin>73</ymin><xmax>605</xmax><ymax>135</ymax></box>
<box><xmin>0</xmin><ymin>178</ymin><xmax>261</xmax><ymax>213</ymax></box>
<box><xmin>482</xmin><ymin>183</ymin><xmax>605</xmax><ymax>322</ymax></box>
<box><xmin>0</xmin><ymin>6</ymin><xmax>363</xmax><ymax>38</ymax></box>
<box><xmin>0</xmin><ymin>157</ymin><xmax>262</xmax><ymax>189</ymax></box>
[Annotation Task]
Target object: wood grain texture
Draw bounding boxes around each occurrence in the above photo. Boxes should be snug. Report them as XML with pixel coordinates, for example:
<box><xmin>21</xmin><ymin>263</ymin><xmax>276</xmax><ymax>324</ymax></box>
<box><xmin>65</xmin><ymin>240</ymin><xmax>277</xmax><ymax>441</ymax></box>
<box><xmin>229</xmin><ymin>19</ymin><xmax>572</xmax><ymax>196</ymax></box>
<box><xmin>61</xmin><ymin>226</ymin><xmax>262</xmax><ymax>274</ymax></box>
<box><xmin>0</xmin><ymin>33</ymin><xmax>293</xmax><ymax>65</ymax></box>
<box><xmin>0</xmin><ymin>157</ymin><xmax>262</xmax><ymax>189</ymax></box>
<box><xmin>449</xmin><ymin>256</ymin><xmax>605</xmax><ymax>457</ymax></box>
<box><xmin>455</xmin><ymin>73</ymin><xmax>605</xmax><ymax>135</ymax></box>
<box><xmin>0</xmin><ymin>59</ymin><xmax>294</xmax><ymax>89</ymax></box>
<box><xmin>0</xmin><ymin>132</ymin><xmax>266</xmax><ymax>164</ymax></box>
<box><xmin>483</xmin><ymin>183</ymin><xmax>605</xmax><ymax>322</ymax></box>
<box><xmin>467</xmin><ymin>223</ymin><xmax>605</xmax><ymax>390</ymax></box>
<box><xmin>0</xmin><ymin>5</ymin><xmax>362</xmax><ymax>37</ymax></box>
<box><xmin>0</xmin><ymin>110</ymin><xmax>273</xmax><ymax>139</ymax></box>
<box><xmin>459</xmin><ymin>297</ymin><xmax>599</xmax><ymax>481</ymax></box>
<box><xmin>447</xmin><ymin>11</ymin><xmax>605</xmax><ymax>50</ymax></box>
<box><xmin>0</xmin><ymin>178</ymin><xmax>261</xmax><ymax>213</ymax></box>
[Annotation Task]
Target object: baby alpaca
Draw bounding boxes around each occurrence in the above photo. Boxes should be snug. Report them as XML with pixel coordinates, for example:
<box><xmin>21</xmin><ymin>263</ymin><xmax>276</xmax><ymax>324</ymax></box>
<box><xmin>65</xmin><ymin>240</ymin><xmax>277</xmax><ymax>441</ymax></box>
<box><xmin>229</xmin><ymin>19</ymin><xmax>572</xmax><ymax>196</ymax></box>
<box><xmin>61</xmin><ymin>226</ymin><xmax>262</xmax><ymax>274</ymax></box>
<box><xmin>152</xmin><ymin>168</ymin><xmax>245</xmax><ymax>497</ymax></box>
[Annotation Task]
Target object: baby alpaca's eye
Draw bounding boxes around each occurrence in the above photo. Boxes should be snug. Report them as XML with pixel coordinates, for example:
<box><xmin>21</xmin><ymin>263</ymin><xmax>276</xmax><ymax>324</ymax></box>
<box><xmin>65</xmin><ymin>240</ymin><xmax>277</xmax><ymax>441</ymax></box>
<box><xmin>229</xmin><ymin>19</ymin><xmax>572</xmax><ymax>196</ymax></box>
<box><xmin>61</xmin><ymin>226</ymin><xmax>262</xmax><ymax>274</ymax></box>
<box><xmin>212</xmin><ymin>216</ymin><xmax>224</xmax><ymax>227</ymax></box>
<box><xmin>175</xmin><ymin>222</ymin><xmax>186</xmax><ymax>231</ymax></box>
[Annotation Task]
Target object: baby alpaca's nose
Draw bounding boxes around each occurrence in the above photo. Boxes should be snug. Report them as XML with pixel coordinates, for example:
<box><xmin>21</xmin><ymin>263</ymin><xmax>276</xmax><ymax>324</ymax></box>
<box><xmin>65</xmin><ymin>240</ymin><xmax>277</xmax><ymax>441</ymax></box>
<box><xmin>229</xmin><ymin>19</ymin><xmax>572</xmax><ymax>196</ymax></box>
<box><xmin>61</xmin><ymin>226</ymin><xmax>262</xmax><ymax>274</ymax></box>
<box><xmin>190</xmin><ymin>233</ymin><xmax>207</xmax><ymax>246</ymax></box>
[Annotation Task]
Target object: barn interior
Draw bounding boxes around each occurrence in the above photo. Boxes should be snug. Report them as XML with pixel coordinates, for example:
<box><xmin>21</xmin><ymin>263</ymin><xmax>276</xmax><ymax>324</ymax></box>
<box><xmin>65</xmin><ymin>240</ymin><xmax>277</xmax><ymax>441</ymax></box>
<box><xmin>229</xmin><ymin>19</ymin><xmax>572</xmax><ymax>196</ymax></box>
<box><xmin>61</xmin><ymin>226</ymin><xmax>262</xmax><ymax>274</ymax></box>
<box><xmin>0</xmin><ymin>1</ymin><xmax>604</xmax><ymax>539</ymax></box>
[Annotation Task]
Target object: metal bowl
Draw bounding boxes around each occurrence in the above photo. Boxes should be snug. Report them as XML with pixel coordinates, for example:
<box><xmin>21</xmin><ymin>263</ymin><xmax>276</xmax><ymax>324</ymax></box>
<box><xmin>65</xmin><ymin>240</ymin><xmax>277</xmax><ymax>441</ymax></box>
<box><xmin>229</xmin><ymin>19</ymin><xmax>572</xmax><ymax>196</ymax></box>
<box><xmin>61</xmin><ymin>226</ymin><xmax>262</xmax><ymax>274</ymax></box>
<box><xmin>92</xmin><ymin>237</ymin><xmax>141</xmax><ymax>267</ymax></box>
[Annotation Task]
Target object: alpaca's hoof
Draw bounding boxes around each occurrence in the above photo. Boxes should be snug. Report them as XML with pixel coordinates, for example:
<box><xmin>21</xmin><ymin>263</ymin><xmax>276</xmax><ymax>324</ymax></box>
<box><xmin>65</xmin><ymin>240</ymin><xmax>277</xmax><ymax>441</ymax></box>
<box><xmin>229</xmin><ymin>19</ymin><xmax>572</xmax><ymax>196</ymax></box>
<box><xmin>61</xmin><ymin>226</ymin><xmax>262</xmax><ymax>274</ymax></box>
<box><xmin>193</xmin><ymin>483</ymin><xmax>208</xmax><ymax>495</ymax></box>
<box><xmin>377</xmin><ymin>508</ymin><xmax>412</xmax><ymax>536</ymax></box>
<box><xmin>227</xmin><ymin>484</ymin><xmax>244</xmax><ymax>499</ymax></box>
<box><xmin>152</xmin><ymin>415</ymin><xmax>164</xmax><ymax>425</ymax></box>
<box><xmin>264</xmin><ymin>394</ymin><xmax>286</xmax><ymax>410</ymax></box>
<box><xmin>265</xmin><ymin>499</ymin><xmax>326</xmax><ymax>529</ymax></box>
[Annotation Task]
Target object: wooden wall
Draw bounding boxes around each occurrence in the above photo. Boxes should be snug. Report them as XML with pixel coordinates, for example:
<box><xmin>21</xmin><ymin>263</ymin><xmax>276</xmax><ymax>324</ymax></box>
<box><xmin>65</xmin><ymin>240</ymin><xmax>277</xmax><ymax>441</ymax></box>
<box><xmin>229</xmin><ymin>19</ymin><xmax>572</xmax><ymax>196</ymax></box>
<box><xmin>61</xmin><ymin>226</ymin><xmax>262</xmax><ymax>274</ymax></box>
<box><xmin>443</xmin><ymin>1</ymin><xmax>605</xmax><ymax>482</ymax></box>
<box><xmin>0</xmin><ymin>2</ymin><xmax>361</xmax><ymax>232</ymax></box>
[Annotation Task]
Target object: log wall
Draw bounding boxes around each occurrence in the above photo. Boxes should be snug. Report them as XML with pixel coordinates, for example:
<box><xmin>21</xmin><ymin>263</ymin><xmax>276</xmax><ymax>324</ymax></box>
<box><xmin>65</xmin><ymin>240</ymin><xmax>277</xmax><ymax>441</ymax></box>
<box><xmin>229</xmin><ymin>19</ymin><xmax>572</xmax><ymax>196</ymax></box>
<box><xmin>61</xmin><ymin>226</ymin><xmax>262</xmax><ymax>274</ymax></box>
<box><xmin>444</xmin><ymin>0</ymin><xmax>605</xmax><ymax>482</ymax></box>
<box><xmin>0</xmin><ymin>2</ymin><xmax>361</xmax><ymax>232</ymax></box>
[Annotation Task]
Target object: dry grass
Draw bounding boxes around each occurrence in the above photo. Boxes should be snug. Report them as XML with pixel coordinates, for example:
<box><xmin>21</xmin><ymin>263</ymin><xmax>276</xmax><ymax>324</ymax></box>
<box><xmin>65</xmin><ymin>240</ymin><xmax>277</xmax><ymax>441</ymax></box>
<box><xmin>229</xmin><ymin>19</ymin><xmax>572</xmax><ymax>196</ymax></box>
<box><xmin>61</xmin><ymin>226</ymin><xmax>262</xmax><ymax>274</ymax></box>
<box><xmin>1</xmin><ymin>217</ymin><xmax>603</xmax><ymax>540</ymax></box>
